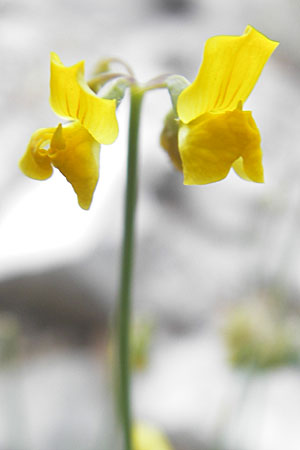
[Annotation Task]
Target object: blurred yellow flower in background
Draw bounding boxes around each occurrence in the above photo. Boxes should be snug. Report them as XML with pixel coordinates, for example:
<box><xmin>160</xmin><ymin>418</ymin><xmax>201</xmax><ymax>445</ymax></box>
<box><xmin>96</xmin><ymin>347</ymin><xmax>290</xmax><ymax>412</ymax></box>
<box><xmin>133</xmin><ymin>423</ymin><xmax>173</xmax><ymax>450</ymax></box>
<box><xmin>176</xmin><ymin>26</ymin><xmax>279</xmax><ymax>185</ymax></box>
<box><xmin>19</xmin><ymin>53</ymin><xmax>118</xmax><ymax>210</ymax></box>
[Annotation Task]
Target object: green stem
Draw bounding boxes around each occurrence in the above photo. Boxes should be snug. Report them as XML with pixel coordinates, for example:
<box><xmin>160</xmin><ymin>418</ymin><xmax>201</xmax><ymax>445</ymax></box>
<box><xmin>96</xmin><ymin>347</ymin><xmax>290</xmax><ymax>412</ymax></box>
<box><xmin>118</xmin><ymin>85</ymin><xmax>144</xmax><ymax>450</ymax></box>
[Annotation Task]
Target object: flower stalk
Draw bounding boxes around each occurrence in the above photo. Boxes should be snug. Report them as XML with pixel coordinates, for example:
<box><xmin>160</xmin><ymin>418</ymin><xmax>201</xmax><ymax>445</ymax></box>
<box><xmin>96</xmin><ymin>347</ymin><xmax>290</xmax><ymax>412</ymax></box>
<box><xmin>117</xmin><ymin>85</ymin><xmax>144</xmax><ymax>450</ymax></box>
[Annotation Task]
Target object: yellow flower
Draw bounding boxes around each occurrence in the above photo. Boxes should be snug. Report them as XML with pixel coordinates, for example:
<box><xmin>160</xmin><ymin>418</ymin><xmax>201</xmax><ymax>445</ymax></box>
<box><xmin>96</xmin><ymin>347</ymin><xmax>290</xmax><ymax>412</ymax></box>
<box><xmin>176</xmin><ymin>25</ymin><xmax>279</xmax><ymax>185</ymax></box>
<box><xmin>132</xmin><ymin>423</ymin><xmax>173</xmax><ymax>450</ymax></box>
<box><xmin>19</xmin><ymin>53</ymin><xmax>119</xmax><ymax>210</ymax></box>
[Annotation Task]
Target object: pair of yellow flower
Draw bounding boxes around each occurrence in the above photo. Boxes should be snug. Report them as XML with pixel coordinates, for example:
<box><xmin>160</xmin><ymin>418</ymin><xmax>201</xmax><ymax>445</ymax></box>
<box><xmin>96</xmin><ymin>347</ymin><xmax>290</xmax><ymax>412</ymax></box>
<box><xmin>20</xmin><ymin>26</ymin><xmax>278</xmax><ymax>210</ymax></box>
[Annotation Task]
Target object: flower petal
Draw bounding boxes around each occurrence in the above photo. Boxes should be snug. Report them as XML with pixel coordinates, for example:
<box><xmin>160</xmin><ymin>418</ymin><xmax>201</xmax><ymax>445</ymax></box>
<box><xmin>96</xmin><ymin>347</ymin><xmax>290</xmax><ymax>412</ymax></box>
<box><xmin>232</xmin><ymin>156</ymin><xmax>265</xmax><ymax>182</ymax></box>
<box><xmin>178</xmin><ymin>109</ymin><xmax>263</xmax><ymax>184</ymax></box>
<box><xmin>19</xmin><ymin>128</ymin><xmax>55</xmax><ymax>180</ymax></box>
<box><xmin>50</xmin><ymin>53</ymin><xmax>118</xmax><ymax>144</ymax></box>
<box><xmin>231</xmin><ymin>157</ymin><xmax>252</xmax><ymax>181</ymax></box>
<box><xmin>177</xmin><ymin>26</ymin><xmax>279</xmax><ymax>123</ymax></box>
<box><xmin>48</xmin><ymin>122</ymin><xmax>100</xmax><ymax>210</ymax></box>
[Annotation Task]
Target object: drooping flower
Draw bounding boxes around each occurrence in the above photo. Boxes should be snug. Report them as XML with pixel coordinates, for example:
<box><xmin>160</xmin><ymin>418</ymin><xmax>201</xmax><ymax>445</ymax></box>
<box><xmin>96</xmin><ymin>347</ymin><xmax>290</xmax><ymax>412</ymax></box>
<box><xmin>19</xmin><ymin>53</ymin><xmax>119</xmax><ymax>209</ymax></box>
<box><xmin>170</xmin><ymin>26</ymin><xmax>279</xmax><ymax>184</ymax></box>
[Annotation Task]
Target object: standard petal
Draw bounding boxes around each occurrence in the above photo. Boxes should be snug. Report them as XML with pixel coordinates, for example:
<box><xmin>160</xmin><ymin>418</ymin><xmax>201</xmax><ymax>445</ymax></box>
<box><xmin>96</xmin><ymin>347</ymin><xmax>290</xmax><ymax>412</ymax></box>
<box><xmin>19</xmin><ymin>128</ymin><xmax>55</xmax><ymax>180</ymax></box>
<box><xmin>48</xmin><ymin>122</ymin><xmax>100</xmax><ymax>210</ymax></box>
<box><xmin>50</xmin><ymin>53</ymin><xmax>118</xmax><ymax>145</ymax></box>
<box><xmin>177</xmin><ymin>26</ymin><xmax>279</xmax><ymax>123</ymax></box>
<box><xmin>178</xmin><ymin>109</ymin><xmax>263</xmax><ymax>184</ymax></box>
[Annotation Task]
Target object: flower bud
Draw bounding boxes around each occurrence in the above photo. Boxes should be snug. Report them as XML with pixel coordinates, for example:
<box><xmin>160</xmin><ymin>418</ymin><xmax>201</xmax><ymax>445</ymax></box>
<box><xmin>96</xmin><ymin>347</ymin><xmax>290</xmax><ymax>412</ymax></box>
<box><xmin>160</xmin><ymin>110</ymin><xmax>182</xmax><ymax>171</ymax></box>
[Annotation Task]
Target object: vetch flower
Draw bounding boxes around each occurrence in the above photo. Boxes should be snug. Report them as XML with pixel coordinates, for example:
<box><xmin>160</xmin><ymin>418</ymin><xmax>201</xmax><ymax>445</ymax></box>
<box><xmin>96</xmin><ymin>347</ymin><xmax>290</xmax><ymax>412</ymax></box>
<box><xmin>175</xmin><ymin>26</ymin><xmax>279</xmax><ymax>185</ymax></box>
<box><xmin>19</xmin><ymin>53</ymin><xmax>119</xmax><ymax>210</ymax></box>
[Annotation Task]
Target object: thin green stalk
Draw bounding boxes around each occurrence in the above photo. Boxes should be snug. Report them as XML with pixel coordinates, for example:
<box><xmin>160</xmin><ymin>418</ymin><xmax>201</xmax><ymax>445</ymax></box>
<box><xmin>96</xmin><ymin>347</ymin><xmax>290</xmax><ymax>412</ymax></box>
<box><xmin>118</xmin><ymin>85</ymin><xmax>144</xmax><ymax>450</ymax></box>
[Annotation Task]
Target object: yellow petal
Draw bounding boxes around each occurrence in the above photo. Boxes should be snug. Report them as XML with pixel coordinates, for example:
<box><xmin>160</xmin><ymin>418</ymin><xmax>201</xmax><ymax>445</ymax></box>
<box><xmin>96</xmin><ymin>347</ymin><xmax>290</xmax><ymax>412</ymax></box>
<box><xmin>19</xmin><ymin>128</ymin><xmax>55</xmax><ymax>180</ymax></box>
<box><xmin>132</xmin><ymin>423</ymin><xmax>173</xmax><ymax>450</ymax></box>
<box><xmin>177</xmin><ymin>26</ymin><xmax>279</xmax><ymax>123</ymax></box>
<box><xmin>232</xmin><ymin>157</ymin><xmax>253</xmax><ymax>181</ymax></box>
<box><xmin>50</xmin><ymin>52</ymin><xmax>118</xmax><ymax>144</ymax></box>
<box><xmin>178</xmin><ymin>109</ymin><xmax>263</xmax><ymax>184</ymax></box>
<box><xmin>49</xmin><ymin>122</ymin><xmax>100</xmax><ymax>210</ymax></box>
<box><xmin>232</xmin><ymin>157</ymin><xmax>264</xmax><ymax>183</ymax></box>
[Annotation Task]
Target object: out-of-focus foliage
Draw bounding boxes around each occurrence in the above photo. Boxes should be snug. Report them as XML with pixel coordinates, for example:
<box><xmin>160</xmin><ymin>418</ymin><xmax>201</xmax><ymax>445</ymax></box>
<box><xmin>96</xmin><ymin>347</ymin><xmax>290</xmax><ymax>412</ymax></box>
<box><xmin>0</xmin><ymin>314</ymin><xmax>20</xmax><ymax>366</ymax></box>
<box><xmin>130</xmin><ymin>319</ymin><xmax>153</xmax><ymax>371</ymax></box>
<box><xmin>224</xmin><ymin>300</ymin><xmax>300</xmax><ymax>370</ymax></box>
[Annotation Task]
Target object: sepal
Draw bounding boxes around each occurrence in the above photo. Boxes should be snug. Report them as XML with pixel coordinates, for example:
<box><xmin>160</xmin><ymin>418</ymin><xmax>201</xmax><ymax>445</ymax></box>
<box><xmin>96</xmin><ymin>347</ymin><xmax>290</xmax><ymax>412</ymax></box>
<box><xmin>165</xmin><ymin>74</ymin><xmax>190</xmax><ymax>114</ymax></box>
<box><xmin>101</xmin><ymin>77</ymin><xmax>130</xmax><ymax>107</ymax></box>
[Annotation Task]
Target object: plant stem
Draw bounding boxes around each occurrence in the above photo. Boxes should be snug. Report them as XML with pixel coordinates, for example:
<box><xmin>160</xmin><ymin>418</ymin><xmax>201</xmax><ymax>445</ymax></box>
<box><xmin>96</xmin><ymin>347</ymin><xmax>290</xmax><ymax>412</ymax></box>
<box><xmin>118</xmin><ymin>85</ymin><xmax>144</xmax><ymax>450</ymax></box>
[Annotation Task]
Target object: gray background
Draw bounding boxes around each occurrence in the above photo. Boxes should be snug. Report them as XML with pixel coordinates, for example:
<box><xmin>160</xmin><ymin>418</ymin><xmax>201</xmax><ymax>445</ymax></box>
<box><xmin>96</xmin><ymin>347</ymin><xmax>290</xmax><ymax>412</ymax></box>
<box><xmin>0</xmin><ymin>0</ymin><xmax>299</xmax><ymax>449</ymax></box>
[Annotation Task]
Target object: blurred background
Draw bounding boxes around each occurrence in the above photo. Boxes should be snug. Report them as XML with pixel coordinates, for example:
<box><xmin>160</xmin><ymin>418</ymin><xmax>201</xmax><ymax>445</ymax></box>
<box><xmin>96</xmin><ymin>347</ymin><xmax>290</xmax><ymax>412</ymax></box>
<box><xmin>0</xmin><ymin>0</ymin><xmax>300</xmax><ymax>449</ymax></box>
